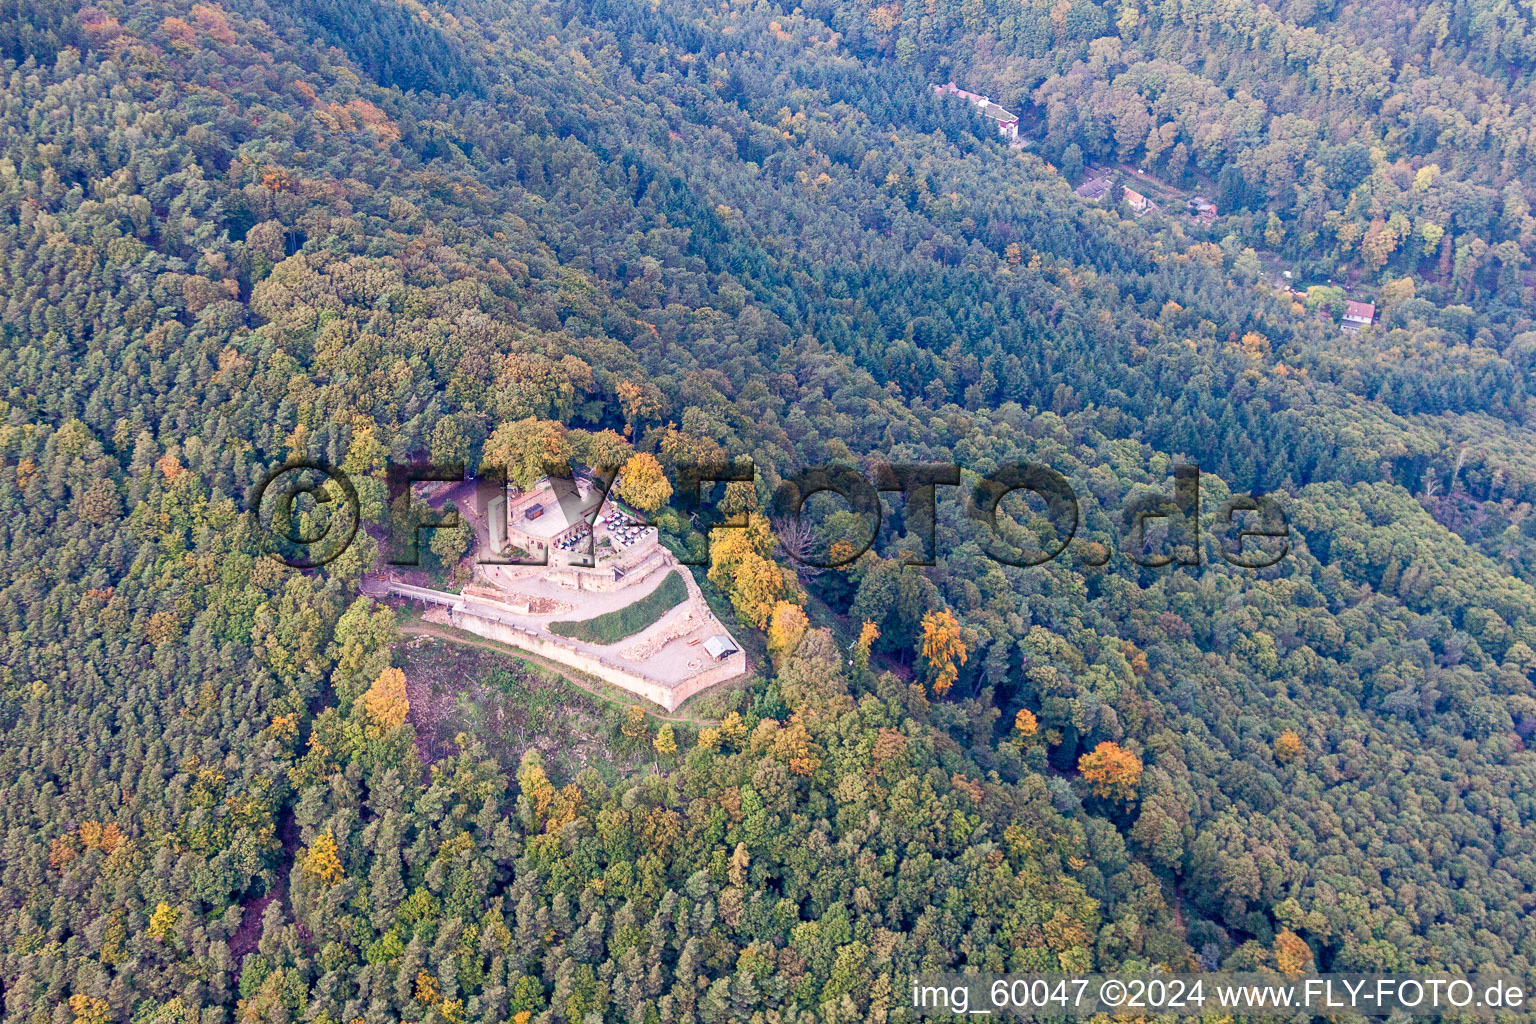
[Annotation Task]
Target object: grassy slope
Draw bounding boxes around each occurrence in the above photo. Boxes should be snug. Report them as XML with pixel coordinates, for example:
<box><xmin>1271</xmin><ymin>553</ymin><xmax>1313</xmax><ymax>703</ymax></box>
<box><xmin>548</xmin><ymin>570</ymin><xmax>687</xmax><ymax>644</ymax></box>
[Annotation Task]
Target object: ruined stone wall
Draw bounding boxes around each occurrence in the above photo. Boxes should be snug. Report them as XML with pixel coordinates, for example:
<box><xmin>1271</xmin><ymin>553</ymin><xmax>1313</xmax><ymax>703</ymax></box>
<box><xmin>447</xmin><ymin>606</ymin><xmax>746</xmax><ymax>711</ymax></box>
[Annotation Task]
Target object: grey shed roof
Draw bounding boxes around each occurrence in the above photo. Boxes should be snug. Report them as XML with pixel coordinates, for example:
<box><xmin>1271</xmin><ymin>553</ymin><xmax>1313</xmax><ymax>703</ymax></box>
<box><xmin>703</xmin><ymin>634</ymin><xmax>738</xmax><ymax>659</ymax></box>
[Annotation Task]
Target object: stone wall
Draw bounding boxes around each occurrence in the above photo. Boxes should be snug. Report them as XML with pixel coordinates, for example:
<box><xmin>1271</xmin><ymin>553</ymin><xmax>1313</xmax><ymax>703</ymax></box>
<box><xmin>447</xmin><ymin>606</ymin><xmax>747</xmax><ymax>712</ymax></box>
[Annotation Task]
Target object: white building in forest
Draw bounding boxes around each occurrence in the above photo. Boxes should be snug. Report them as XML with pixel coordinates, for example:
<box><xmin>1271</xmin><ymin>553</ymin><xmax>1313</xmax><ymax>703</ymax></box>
<box><xmin>933</xmin><ymin>82</ymin><xmax>1020</xmax><ymax>140</ymax></box>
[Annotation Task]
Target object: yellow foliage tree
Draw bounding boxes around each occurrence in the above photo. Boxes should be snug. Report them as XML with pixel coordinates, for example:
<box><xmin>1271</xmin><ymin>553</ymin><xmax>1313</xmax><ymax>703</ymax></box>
<box><xmin>729</xmin><ymin>842</ymin><xmax>751</xmax><ymax>886</ymax></box>
<box><xmin>1273</xmin><ymin>929</ymin><xmax>1312</xmax><ymax>975</ymax></box>
<box><xmin>614</xmin><ymin>378</ymin><xmax>666</xmax><ymax>432</ymax></box>
<box><xmin>920</xmin><ymin>609</ymin><xmax>967</xmax><ymax>695</ymax></box>
<box><xmin>853</xmin><ymin>620</ymin><xmax>879</xmax><ymax>670</ymax></box>
<box><xmin>1078</xmin><ymin>741</ymin><xmax>1143</xmax><ymax>801</ymax></box>
<box><xmin>68</xmin><ymin>995</ymin><xmax>110</xmax><ymax>1024</ymax></box>
<box><xmin>361</xmin><ymin>666</ymin><xmax>409</xmax><ymax>734</ymax></box>
<box><xmin>732</xmin><ymin>554</ymin><xmax>787</xmax><ymax>628</ymax></box>
<box><xmin>415</xmin><ymin>970</ymin><xmax>440</xmax><ymax>1006</ymax></box>
<box><xmin>518</xmin><ymin>751</ymin><xmax>556</xmax><ymax>824</ymax></box>
<box><xmin>719</xmin><ymin>711</ymin><xmax>748</xmax><ymax>748</ymax></box>
<box><xmin>79</xmin><ymin>820</ymin><xmax>124</xmax><ymax>853</ymax></box>
<box><xmin>1014</xmin><ymin>708</ymin><xmax>1039</xmax><ymax>739</ymax></box>
<box><xmin>622</xmin><ymin>705</ymin><xmax>648</xmax><ymax>740</ymax></box>
<box><xmin>301</xmin><ymin>830</ymin><xmax>345</xmax><ymax>885</ymax></box>
<box><xmin>708</xmin><ymin>514</ymin><xmax>786</xmax><ymax>628</ymax></box>
<box><xmin>767</xmin><ymin>601</ymin><xmax>809</xmax><ymax>657</ymax></box>
<box><xmin>147</xmin><ymin>901</ymin><xmax>181</xmax><ymax>942</ymax></box>
<box><xmin>544</xmin><ymin>783</ymin><xmax>583</xmax><ymax>833</ymax></box>
<box><xmin>653</xmin><ymin>723</ymin><xmax>677</xmax><ymax>757</ymax></box>
<box><xmin>1235</xmin><ymin>331</ymin><xmax>1269</xmax><ymax>358</ymax></box>
<box><xmin>268</xmin><ymin>713</ymin><xmax>299</xmax><ymax>742</ymax></box>
<box><xmin>616</xmin><ymin>452</ymin><xmax>672</xmax><ymax>512</ymax></box>
<box><xmin>1274</xmin><ymin>729</ymin><xmax>1304</xmax><ymax>763</ymax></box>
<box><xmin>773</xmin><ymin>718</ymin><xmax>821</xmax><ymax>776</ymax></box>
<box><xmin>147</xmin><ymin>610</ymin><xmax>180</xmax><ymax>646</ymax></box>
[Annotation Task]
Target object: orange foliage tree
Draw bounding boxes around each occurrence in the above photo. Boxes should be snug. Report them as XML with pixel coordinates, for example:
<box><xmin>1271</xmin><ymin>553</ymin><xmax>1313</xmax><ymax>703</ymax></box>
<box><xmin>361</xmin><ymin>667</ymin><xmax>409</xmax><ymax>734</ymax></box>
<box><xmin>1273</xmin><ymin>929</ymin><xmax>1312</xmax><ymax>974</ymax></box>
<box><xmin>1078</xmin><ymin>741</ymin><xmax>1144</xmax><ymax>801</ymax></box>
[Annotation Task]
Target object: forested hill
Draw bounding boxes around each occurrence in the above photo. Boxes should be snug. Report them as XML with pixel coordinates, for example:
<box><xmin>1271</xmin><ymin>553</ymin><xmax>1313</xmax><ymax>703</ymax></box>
<box><xmin>1</xmin><ymin>0</ymin><xmax>1535</xmax><ymax>1020</ymax></box>
<box><xmin>833</xmin><ymin>0</ymin><xmax>1536</xmax><ymax>302</ymax></box>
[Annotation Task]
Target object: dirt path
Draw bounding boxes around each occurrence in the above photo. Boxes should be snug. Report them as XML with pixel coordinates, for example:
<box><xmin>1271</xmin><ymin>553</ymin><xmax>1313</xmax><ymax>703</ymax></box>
<box><xmin>399</xmin><ymin>622</ymin><xmax>723</xmax><ymax>726</ymax></box>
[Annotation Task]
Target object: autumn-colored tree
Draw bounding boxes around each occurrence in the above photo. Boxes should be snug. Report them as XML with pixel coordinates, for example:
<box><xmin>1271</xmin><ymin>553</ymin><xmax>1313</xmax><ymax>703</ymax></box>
<box><xmin>653</xmin><ymin>723</ymin><xmax>677</xmax><ymax>757</ymax></box>
<box><xmin>1079</xmin><ymin>742</ymin><xmax>1144</xmax><ymax>801</ymax></box>
<box><xmin>767</xmin><ymin>600</ymin><xmax>809</xmax><ymax>657</ymax></box>
<box><xmin>614</xmin><ymin>378</ymin><xmax>667</xmax><ymax>432</ymax></box>
<box><xmin>1235</xmin><ymin>331</ymin><xmax>1269</xmax><ymax>358</ymax></box>
<box><xmin>147</xmin><ymin>610</ymin><xmax>180</xmax><ymax>646</ymax></box>
<box><xmin>708</xmin><ymin>514</ymin><xmax>787</xmax><ymax>627</ymax></box>
<box><xmin>361</xmin><ymin>667</ymin><xmax>409</xmax><ymax>734</ymax></box>
<box><xmin>572</xmin><ymin>428</ymin><xmax>633</xmax><ymax>474</ymax></box>
<box><xmin>68</xmin><ymin>995</ymin><xmax>110</xmax><ymax>1024</ymax></box>
<box><xmin>1122</xmin><ymin>641</ymin><xmax>1149</xmax><ymax>676</ymax></box>
<box><xmin>773</xmin><ymin>717</ymin><xmax>822</xmax><ymax>776</ymax></box>
<box><xmin>621</xmin><ymin>704</ymin><xmax>648</xmax><ymax>741</ymax></box>
<box><xmin>1274</xmin><ymin>729</ymin><xmax>1304</xmax><ymax>763</ymax></box>
<box><xmin>1273</xmin><ymin>929</ymin><xmax>1312</xmax><ymax>974</ymax></box>
<box><xmin>49</xmin><ymin>834</ymin><xmax>79</xmax><ymax>869</ymax></box>
<box><xmin>920</xmin><ymin>609</ymin><xmax>967</xmax><ymax>695</ymax></box>
<box><xmin>147</xmin><ymin>901</ymin><xmax>181</xmax><ymax>942</ymax></box>
<box><xmin>416</xmin><ymin>970</ymin><xmax>441</xmax><ymax>1006</ymax></box>
<box><xmin>301</xmin><ymin>831</ymin><xmax>345</xmax><ymax>885</ymax></box>
<box><xmin>828</xmin><ymin>539</ymin><xmax>860</xmax><ymax>569</ymax></box>
<box><xmin>719</xmin><ymin>711</ymin><xmax>748</xmax><ymax>748</ymax></box>
<box><xmin>1379</xmin><ymin>275</ymin><xmax>1416</xmax><ymax>310</ymax></box>
<box><xmin>79</xmin><ymin>821</ymin><xmax>123</xmax><ymax>853</ymax></box>
<box><xmin>544</xmin><ymin>783</ymin><xmax>584</xmax><ymax>833</ymax></box>
<box><xmin>518</xmin><ymin>750</ymin><xmax>557</xmax><ymax>825</ymax></box>
<box><xmin>616</xmin><ymin>452</ymin><xmax>672</xmax><ymax>512</ymax></box>
<box><xmin>729</xmin><ymin>842</ymin><xmax>751</xmax><ymax>886</ymax></box>
<box><xmin>853</xmin><ymin>620</ymin><xmax>879</xmax><ymax>669</ymax></box>
<box><xmin>730</xmin><ymin>554</ymin><xmax>788</xmax><ymax>628</ymax></box>
<box><xmin>483</xmin><ymin>417</ymin><xmax>574</xmax><ymax>489</ymax></box>
<box><xmin>1014</xmin><ymin>708</ymin><xmax>1039</xmax><ymax>739</ymax></box>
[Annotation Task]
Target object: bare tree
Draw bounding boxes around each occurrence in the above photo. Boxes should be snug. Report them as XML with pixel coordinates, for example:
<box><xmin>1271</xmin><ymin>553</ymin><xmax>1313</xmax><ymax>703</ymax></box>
<box><xmin>772</xmin><ymin>515</ymin><xmax>825</xmax><ymax>577</ymax></box>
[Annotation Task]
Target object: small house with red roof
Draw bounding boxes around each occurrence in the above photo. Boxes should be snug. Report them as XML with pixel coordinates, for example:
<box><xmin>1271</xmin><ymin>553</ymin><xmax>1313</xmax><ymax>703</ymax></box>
<box><xmin>1342</xmin><ymin>300</ymin><xmax>1376</xmax><ymax>333</ymax></box>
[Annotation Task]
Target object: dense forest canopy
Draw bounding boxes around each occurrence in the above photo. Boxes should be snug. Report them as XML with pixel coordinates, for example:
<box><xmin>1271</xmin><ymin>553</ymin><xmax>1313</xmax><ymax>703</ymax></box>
<box><xmin>1</xmin><ymin>0</ymin><xmax>1535</xmax><ymax>1020</ymax></box>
